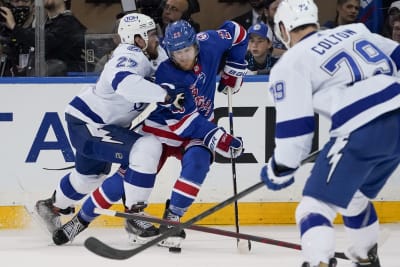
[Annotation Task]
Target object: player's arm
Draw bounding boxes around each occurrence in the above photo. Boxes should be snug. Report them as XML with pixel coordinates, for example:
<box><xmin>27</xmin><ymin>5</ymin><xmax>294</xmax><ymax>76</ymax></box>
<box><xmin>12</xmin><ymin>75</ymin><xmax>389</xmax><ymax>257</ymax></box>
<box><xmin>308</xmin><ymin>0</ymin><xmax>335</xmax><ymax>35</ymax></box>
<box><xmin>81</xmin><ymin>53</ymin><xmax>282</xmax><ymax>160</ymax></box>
<box><xmin>261</xmin><ymin>60</ymin><xmax>315</xmax><ymax>190</ymax></box>
<box><xmin>216</xmin><ymin>21</ymin><xmax>249</xmax><ymax>94</ymax></box>
<box><xmin>170</xmin><ymin>111</ymin><xmax>243</xmax><ymax>158</ymax></box>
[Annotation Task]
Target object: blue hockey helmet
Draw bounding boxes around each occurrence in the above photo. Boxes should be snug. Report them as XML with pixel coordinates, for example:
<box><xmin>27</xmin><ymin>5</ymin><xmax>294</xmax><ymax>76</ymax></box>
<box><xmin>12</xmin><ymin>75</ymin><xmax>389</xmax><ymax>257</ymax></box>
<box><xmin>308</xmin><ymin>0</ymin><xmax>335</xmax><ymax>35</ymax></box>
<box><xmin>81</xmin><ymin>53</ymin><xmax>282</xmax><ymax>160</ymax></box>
<box><xmin>164</xmin><ymin>20</ymin><xmax>199</xmax><ymax>57</ymax></box>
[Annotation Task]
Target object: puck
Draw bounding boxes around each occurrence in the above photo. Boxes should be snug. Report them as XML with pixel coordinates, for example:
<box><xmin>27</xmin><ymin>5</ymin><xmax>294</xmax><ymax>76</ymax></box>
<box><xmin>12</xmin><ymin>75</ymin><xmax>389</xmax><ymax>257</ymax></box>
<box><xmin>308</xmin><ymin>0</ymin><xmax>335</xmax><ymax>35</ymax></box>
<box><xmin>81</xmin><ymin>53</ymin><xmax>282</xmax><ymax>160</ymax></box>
<box><xmin>169</xmin><ymin>247</ymin><xmax>182</xmax><ymax>253</ymax></box>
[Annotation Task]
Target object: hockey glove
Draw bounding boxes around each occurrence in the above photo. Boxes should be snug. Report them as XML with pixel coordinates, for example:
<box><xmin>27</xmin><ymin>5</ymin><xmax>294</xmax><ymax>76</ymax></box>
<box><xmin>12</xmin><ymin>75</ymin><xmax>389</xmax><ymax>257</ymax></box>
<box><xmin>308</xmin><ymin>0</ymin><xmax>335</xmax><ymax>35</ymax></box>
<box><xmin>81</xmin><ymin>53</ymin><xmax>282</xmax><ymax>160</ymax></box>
<box><xmin>204</xmin><ymin>127</ymin><xmax>243</xmax><ymax>158</ymax></box>
<box><xmin>217</xmin><ymin>61</ymin><xmax>247</xmax><ymax>95</ymax></box>
<box><xmin>161</xmin><ymin>83</ymin><xmax>185</xmax><ymax>110</ymax></box>
<box><xmin>260</xmin><ymin>157</ymin><xmax>296</xmax><ymax>191</ymax></box>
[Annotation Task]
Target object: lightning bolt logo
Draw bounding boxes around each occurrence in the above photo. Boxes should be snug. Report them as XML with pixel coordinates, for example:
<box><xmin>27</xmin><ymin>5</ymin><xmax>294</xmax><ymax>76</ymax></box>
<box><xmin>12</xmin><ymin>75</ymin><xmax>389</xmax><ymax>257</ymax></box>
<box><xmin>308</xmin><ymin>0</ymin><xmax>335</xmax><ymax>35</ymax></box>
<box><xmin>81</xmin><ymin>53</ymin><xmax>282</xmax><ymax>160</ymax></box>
<box><xmin>326</xmin><ymin>137</ymin><xmax>348</xmax><ymax>183</ymax></box>
<box><xmin>86</xmin><ymin>125</ymin><xmax>123</xmax><ymax>144</ymax></box>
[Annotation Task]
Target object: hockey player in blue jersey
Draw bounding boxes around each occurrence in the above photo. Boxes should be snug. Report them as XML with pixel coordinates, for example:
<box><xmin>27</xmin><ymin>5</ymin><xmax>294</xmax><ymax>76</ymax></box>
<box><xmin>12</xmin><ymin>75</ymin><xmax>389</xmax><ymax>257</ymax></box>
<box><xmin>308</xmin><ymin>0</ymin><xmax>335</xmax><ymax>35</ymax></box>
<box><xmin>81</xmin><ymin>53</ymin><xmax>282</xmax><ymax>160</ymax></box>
<box><xmin>34</xmin><ymin>13</ymin><xmax>185</xmax><ymax>242</ymax></box>
<box><xmin>260</xmin><ymin>0</ymin><xmax>400</xmax><ymax>266</ymax></box>
<box><xmin>49</xmin><ymin>20</ymin><xmax>248</xmax><ymax>247</ymax></box>
<box><xmin>132</xmin><ymin>19</ymin><xmax>248</xmax><ymax>248</ymax></box>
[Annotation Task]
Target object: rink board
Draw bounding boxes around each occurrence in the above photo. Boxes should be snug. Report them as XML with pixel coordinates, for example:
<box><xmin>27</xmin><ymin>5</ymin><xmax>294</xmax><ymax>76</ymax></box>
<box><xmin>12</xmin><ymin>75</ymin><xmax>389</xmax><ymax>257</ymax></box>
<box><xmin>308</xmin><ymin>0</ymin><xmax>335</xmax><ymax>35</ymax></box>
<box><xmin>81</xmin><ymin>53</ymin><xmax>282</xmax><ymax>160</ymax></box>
<box><xmin>0</xmin><ymin>76</ymin><xmax>399</xmax><ymax>228</ymax></box>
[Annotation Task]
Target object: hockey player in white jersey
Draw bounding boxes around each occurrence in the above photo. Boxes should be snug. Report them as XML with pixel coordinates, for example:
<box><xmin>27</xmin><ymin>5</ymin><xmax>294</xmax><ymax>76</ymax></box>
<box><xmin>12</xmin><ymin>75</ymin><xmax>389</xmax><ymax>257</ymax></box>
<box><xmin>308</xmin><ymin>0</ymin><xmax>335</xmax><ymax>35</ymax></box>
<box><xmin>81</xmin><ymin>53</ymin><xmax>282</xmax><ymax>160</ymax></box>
<box><xmin>47</xmin><ymin>20</ymin><xmax>248</xmax><ymax>248</ymax></box>
<box><xmin>259</xmin><ymin>0</ymin><xmax>400</xmax><ymax>266</ymax></box>
<box><xmin>34</xmin><ymin>13</ymin><xmax>182</xmax><ymax>242</ymax></box>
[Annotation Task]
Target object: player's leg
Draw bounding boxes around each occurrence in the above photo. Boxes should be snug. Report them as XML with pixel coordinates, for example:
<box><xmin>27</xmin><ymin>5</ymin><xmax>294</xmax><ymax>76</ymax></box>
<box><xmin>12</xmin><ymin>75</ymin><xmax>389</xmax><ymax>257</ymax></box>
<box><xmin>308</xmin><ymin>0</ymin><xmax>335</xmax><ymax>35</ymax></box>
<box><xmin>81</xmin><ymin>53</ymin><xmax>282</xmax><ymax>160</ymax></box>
<box><xmin>123</xmin><ymin>143</ymin><xmax>183</xmax><ymax>244</ymax></box>
<box><xmin>35</xmin><ymin>118</ymin><xmax>139</xmax><ymax>234</ymax></box>
<box><xmin>52</xmin><ymin>130</ymin><xmax>161</xmax><ymax>245</ymax></box>
<box><xmin>340</xmin><ymin>109</ymin><xmax>400</xmax><ymax>267</ymax></box>
<box><xmin>295</xmin><ymin>196</ymin><xmax>337</xmax><ymax>267</ymax></box>
<box><xmin>338</xmin><ymin>192</ymin><xmax>380</xmax><ymax>267</ymax></box>
<box><xmin>298</xmin><ymin>109</ymin><xmax>400</xmax><ymax>267</ymax></box>
<box><xmin>52</xmin><ymin>171</ymin><xmax>124</xmax><ymax>245</ymax></box>
<box><xmin>122</xmin><ymin>134</ymin><xmax>163</xmax><ymax>244</ymax></box>
<box><xmin>159</xmin><ymin>141</ymin><xmax>212</xmax><ymax>248</ymax></box>
<box><xmin>35</xmin><ymin>154</ymin><xmax>111</xmax><ymax>234</ymax></box>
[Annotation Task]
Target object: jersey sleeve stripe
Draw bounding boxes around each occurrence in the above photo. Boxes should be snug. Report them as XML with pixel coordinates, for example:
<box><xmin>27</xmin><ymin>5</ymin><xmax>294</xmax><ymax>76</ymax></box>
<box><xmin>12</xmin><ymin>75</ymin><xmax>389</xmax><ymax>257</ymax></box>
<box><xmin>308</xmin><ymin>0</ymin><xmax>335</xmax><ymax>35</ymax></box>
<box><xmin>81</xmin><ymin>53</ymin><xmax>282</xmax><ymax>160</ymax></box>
<box><xmin>168</xmin><ymin>111</ymin><xmax>199</xmax><ymax>135</ymax></box>
<box><xmin>232</xmin><ymin>21</ymin><xmax>247</xmax><ymax>45</ymax></box>
<box><xmin>69</xmin><ymin>96</ymin><xmax>105</xmax><ymax>124</ymax></box>
<box><xmin>111</xmin><ymin>71</ymin><xmax>135</xmax><ymax>91</ymax></box>
<box><xmin>331</xmin><ymin>83</ymin><xmax>400</xmax><ymax>130</ymax></box>
<box><xmin>276</xmin><ymin>116</ymin><xmax>315</xmax><ymax>138</ymax></box>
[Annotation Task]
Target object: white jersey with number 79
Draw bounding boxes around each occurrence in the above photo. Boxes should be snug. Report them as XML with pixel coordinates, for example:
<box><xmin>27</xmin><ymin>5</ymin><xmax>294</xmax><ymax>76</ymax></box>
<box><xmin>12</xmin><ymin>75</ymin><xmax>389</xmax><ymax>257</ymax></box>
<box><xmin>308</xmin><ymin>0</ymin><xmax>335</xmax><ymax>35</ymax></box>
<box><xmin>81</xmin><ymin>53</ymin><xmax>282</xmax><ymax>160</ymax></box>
<box><xmin>269</xmin><ymin>23</ymin><xmax>400</xmax><ymax>168</ymax></box>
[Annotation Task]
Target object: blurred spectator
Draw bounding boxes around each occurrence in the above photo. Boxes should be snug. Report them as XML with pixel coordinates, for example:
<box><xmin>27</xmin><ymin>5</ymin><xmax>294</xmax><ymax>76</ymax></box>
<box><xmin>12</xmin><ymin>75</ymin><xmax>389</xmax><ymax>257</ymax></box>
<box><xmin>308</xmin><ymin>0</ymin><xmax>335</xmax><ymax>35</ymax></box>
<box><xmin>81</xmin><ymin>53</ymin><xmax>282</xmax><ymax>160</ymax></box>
<box><xmin>357</xmin><ymin>0</ymin><xmax>383</xmax><ymax>33</ymax></box>
<box><xmin>0</xmin><ymin>0</ymin><xmax>35</xmax><ymax>76</ymax></box>
<box><xmin>158</xmin><ymin>0</ymin><xmax>200</xmax><ymax>35</ymax></box>
<box><xmin>382</xmin><ymin>1</ymin><xmax>400</xmax><ymax>38</ymax></box>
<box><xmin>232</xmin><ymin>0</ymin><xmax>267</xmax><ymax>30</ymax></box>
<box><xmin>264</xmin><ymin>0</ymin><xmax>286</xmax><ymax>58</ymax></box>
<box><xmin>391</xmin><ymin>13</ymin><xmax>400</xmax><ymax>43</ymax></box>
<box><xmin>92</xmin><ymin>18</ymin><xmax>121</xmax><ymax>73</ymax></box>
<box><xmin>2</xmin><ymin>0</ymin><xmax>86</xmax><ymax>76</ymax></box>
<box><xmin>322</xmin><ymin>0</ymin><xmax>360</xmax><ymax>29</ymax></box>
<box><xmin>245</xmin><ymin>22</ymin><xmax>278</xmax><ymax>75</ymax></box>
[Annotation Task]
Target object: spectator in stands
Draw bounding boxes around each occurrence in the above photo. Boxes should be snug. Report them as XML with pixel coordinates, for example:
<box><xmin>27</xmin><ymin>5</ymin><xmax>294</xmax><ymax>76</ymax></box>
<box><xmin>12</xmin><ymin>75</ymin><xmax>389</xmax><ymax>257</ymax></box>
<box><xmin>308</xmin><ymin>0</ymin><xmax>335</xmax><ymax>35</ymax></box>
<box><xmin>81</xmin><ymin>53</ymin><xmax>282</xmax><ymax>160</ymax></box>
<box><xmin>2</xmin><ymin>0</ymin><xmax>86</xmax><ymax>76</ymax></box>
<box><xmin>357</xmin><ymin>0</ymin><xmax>383</xmax><ymax>33</ymax></box>
<box><xmin>382</xmin><ymin>1</ymin><xmax>400</xmax><ymax>38</ymax></box>
<box><xmin>159</xmin><ymin>0</ymin><xmax>200</xmax><ymax>34</ymax></box>
<box><xmin>322</xmin><ymin>0</ymin><xmax>360</xmax><ymax>29</ymax></box>
<box><xmin>0</xmin><ymin>0</ymin><xmax>35</xmax><ymax>76</ymax></box>
<box><xmin>264</xmin><ymin>0</ymin><xmax>286</xmax><ymax>58</ymax></box>
<box><xmin>232</xmin><ymin>0</ymin><xmax>267</xmax><ymax>30</ymax></box>
<box><xmin>93</xmin><ymin>18</ymin><xmax>121</xmax><ymax>73</ymax></box>
<box><xmin>246</xmin><ymin>22</ymin><xmax>278</xmax><ymax>75</ymax></box>
<box><xmin>391</xmin><ymin>13</ymin><xmax>400</xmax><ymax>43</ymax></box>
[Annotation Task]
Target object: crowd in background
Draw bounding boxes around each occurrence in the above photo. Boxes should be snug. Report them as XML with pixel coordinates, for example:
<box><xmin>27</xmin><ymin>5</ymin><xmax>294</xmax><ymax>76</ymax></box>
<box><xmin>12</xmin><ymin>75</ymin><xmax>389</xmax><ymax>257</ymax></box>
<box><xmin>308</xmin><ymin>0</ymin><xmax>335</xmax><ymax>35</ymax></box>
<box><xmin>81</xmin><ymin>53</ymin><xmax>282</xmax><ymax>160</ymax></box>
<box><xmin>0</xmin><ymin>0</ymin><xmax>399</xmax><ymax>77</ymax></box>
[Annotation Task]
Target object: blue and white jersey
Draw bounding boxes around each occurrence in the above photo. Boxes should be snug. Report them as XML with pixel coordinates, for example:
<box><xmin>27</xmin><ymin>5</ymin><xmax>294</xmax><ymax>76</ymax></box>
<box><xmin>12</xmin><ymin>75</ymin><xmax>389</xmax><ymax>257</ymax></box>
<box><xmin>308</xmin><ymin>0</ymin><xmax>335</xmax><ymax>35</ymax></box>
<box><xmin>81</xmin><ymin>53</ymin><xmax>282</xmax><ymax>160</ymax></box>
<box><xmin>269</xmin><ymin>23</ymin><xmax>400</xmax><ymax>168</ymax></box>
<box><xmin>142</xmin><ymin>21</ymin><xmax>248</xmax><ymax>146</ymax></box>
<box><xmin>65</xmin><ymin>43</ymin><xmax>167</xmax><ymax>128</ymax></box>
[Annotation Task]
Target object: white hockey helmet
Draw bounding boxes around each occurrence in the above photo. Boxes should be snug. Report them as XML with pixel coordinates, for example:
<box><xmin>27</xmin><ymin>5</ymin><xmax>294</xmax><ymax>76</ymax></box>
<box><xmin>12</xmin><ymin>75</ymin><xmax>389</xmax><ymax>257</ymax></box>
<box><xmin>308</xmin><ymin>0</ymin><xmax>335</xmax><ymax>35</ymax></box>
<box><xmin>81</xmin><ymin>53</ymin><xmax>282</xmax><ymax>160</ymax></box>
<box><xmin>118</xmin><ymin>13</ymin><xmax>156</xmax><ymax>45</ymax></box>
<box><xmin>274</xmin><ymin>0</ymin><xmax>319</xmax><ymax>48</ymax></box>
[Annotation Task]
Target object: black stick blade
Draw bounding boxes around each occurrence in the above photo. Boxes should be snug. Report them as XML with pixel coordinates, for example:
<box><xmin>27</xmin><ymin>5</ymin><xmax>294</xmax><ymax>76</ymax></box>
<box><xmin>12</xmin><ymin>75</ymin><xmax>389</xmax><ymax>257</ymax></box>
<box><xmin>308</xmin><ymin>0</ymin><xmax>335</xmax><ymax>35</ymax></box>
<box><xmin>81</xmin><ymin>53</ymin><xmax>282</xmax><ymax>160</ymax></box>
<box><xmin>84</xmin><ymin>237</ymin><xmax>135</xmax><ymax>260</ymax></box>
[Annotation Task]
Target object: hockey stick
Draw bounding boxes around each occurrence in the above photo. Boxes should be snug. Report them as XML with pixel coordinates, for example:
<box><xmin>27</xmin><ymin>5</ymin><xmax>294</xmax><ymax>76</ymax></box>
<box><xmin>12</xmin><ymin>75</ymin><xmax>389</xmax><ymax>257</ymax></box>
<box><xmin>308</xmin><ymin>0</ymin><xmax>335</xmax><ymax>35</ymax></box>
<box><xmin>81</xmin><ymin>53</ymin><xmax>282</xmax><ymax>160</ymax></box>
<box><xmin>227</xmin><ymin>88</ymin><xmax>250</xmax><ymax>251</ymax></box>
<box><xmin>84</xmin><ymin>151</ymin><xmax>319</xmax><ymax>260</ymax></box>
<box><xmin>93</xmin><ymin>207</ymin><xmax>350</xmax><ymax>260</ymax></box>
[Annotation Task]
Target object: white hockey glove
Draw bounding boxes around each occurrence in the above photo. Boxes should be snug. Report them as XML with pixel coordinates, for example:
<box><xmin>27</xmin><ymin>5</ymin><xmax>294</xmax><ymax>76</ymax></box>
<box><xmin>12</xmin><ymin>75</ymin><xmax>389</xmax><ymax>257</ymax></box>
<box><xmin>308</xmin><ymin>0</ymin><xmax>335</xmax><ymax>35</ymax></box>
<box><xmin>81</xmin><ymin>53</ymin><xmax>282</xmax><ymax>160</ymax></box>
<box><xmin>217</xmin><ymin>61</ymin><xmax>247</xmax><ymax>95</ymax></box>
<box><xmin>160</xmin><ymin>83</ymin><xmax>185</xmax><ymax>110</ymax></box>
<box><xmin>260</xmin><ymin>157</ymin><xmax>296</xmax><ymax>191</ymax></box>
<box><xmin>204</xmin><ymin>127</ymin><xmax>243</xmax><ymax>158</ymax></box>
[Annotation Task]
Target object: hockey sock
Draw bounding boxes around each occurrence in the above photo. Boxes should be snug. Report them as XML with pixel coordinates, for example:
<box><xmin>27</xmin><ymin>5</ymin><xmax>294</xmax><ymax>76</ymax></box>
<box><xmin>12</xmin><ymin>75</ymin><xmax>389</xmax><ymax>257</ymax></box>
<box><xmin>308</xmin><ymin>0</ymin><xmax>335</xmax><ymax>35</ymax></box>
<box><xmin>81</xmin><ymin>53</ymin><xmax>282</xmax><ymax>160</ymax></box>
<box><xmin>123</xmin><ymin>168</ymin><xmax>156</xmax><ymax>208</ymax></box>
<box><xmin>169</xmin><ymin>147</ymin><xmax>211</xmax><ymax>216</ymax></box>
<box><xmin>54</xmin><ymin>173</ymin><xmax>87</xmax><ymax>209</ymax></box>
<box><xmin>299</xmin><ymin>213</ymin><xmax>335</xmax><ymax>266</ymax></box>
<box><xmin>343</xmin><ymin>202</ymin><xmax>379</xmax><ymax>260</ymax></box>
<box><xmin>78</xmin><ymin>173</ymin><xmax>123</xmax><ymax>223</ymax></box>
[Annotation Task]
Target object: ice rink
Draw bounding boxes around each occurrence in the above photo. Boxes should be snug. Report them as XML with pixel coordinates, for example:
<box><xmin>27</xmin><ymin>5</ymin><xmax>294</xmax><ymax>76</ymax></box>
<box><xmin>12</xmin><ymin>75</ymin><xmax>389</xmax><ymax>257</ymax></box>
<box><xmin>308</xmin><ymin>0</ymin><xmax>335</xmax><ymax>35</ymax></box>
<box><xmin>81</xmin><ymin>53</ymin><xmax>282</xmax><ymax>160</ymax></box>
<box><xmin>0</xmin><ymin>221</ymin><xmax>398</xmax><ymax>267</ymax></box>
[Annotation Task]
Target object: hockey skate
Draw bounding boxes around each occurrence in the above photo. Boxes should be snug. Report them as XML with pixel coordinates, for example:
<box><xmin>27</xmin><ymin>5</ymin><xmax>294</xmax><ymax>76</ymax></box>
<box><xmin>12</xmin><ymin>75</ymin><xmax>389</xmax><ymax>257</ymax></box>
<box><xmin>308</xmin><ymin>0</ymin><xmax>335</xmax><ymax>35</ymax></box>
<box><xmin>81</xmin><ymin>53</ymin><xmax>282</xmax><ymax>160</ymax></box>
<box><xmin>353</xmin><ymin>244</ymin><xmax>380</xmax><ymax>267</ymax></box>
<box><xmin>52</xmin><ymin>214</ymin><xmax>89</xmax><ymax>245</ymax></box>
<box><xmin>124</xmin><ymin>202</ymin><xmax>160</xmax><ymax>244</ymax></box>
<box><xmin>301</xmin><ymin>258</ymin><xmax>337</xmax><ymax>267</ymax></box>
<box><xmin>158</xmin><ymin>200</ymin><xmax>186</xmax><ymax>249</ymax></box>
<box><xmin>35</xmin><ymin>192</ymin><xmax>75</xmax><ymax>234</ymax></box>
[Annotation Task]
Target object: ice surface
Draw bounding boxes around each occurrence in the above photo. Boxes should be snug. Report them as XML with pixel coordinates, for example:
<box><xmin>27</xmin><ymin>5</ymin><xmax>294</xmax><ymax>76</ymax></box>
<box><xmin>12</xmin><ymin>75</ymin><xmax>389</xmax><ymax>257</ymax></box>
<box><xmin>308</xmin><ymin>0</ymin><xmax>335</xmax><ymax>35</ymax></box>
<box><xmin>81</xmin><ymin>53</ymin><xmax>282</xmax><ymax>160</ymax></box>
<box><xmin>0</xmin><ymin>223</ymin><xmax>398</xmax><ymax>267</ymax></box>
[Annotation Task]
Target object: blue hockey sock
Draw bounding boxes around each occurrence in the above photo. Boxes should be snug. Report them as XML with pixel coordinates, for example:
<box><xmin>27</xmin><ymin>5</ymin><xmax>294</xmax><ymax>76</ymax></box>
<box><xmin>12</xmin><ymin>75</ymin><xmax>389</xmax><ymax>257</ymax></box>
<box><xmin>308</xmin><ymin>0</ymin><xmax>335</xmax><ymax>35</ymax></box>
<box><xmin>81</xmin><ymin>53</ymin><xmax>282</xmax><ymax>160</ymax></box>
<box><xmin>169</xmin><ymin>147</ymin><xmax>211</xmax><ymax>216</ymax></box>
<box><xmin>78</xmin><ymin>172</ymin><xmax>123</xmax><ymax>223</ymax></box>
